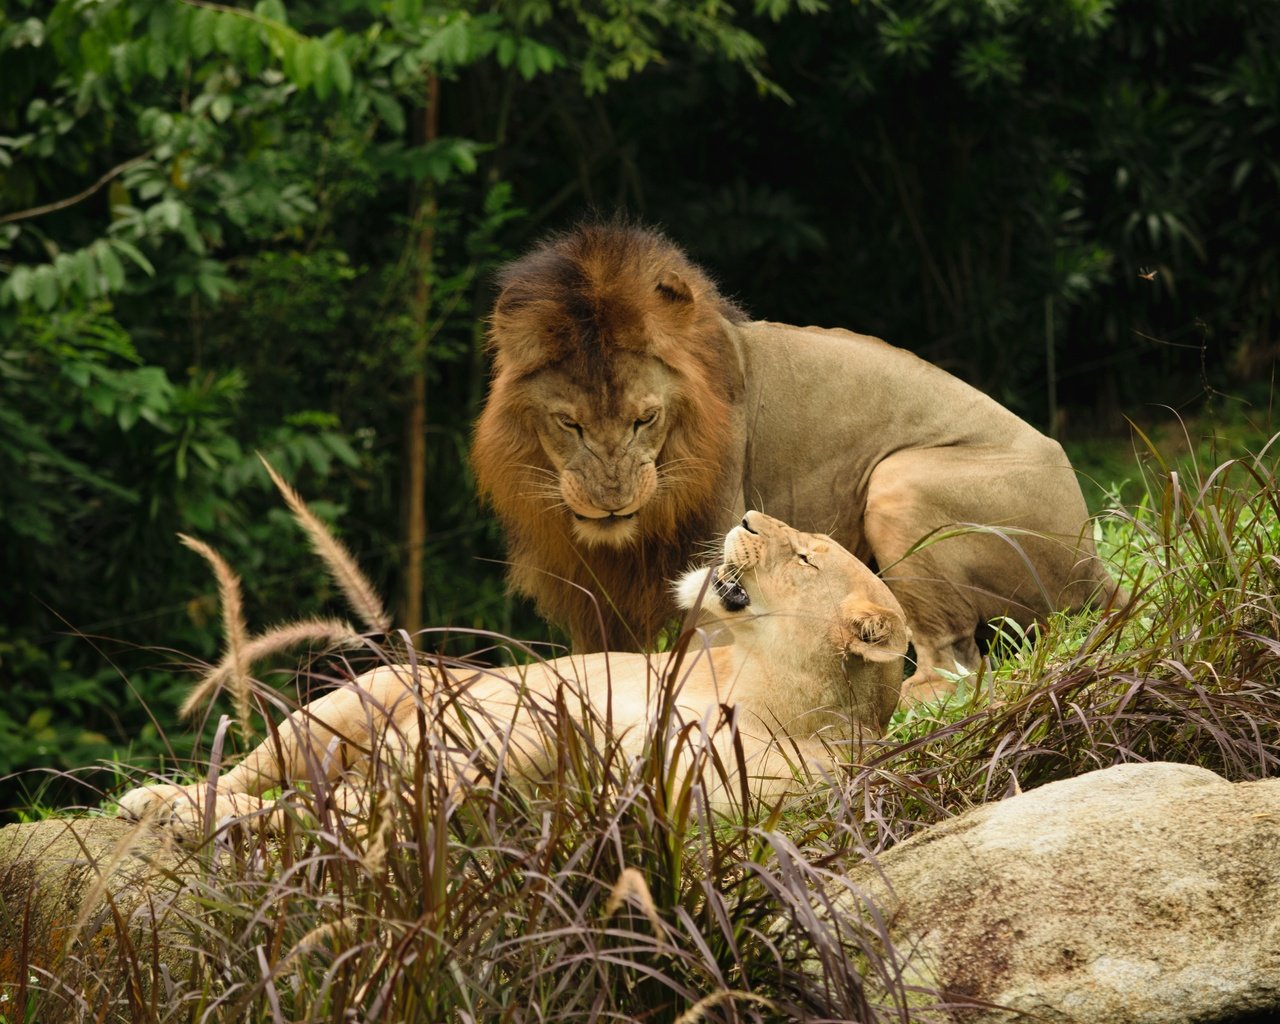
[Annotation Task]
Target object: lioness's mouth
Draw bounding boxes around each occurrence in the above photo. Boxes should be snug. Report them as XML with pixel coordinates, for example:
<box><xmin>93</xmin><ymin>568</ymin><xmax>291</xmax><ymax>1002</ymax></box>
<box><xmin>712</xmin><ymin>565</ymin><xmax>750</xmax><ymax>612</ymax></box>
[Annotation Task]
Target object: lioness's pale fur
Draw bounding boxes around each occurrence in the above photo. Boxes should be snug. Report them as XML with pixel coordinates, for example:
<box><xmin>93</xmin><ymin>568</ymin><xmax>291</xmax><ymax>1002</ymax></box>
<box><xmin>117</xmin><ymin>513</ymin><xmax>907</xmax><ymax>830</ymax></box>
<box><xmin>472</xmin><ymin>222</ymin><xmax>1120</xmax><ymax>698</ymax></box>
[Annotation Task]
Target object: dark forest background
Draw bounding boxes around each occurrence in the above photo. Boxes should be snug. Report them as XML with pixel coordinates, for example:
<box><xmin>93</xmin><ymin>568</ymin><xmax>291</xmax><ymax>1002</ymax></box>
<box><xmin>2</xmin><ymin>0</ymin><xmax>1277</xmax><ymax>808</ymax></box>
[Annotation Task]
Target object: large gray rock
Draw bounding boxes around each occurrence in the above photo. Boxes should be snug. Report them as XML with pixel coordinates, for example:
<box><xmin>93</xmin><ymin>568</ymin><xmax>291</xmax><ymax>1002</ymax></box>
<box><xmin>845</xmin><ymin>762</ymin><xmax>1280</xmax><ymax>1023</ymax></box>
<box><xmin>0</xmin><ymin>817</ymin><xmax>194</xmax><ymax>996</ymax></box>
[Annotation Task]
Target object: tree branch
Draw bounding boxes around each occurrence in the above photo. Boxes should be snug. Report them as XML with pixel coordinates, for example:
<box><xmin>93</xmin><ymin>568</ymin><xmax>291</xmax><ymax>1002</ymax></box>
<box><xmin>0</xmin><ymin>153</ymin><xmax>151</xmax><ymax>226</ymax></box>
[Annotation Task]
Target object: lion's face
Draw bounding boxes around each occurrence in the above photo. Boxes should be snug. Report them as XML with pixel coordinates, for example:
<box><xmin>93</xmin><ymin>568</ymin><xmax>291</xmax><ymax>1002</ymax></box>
<box><xmin>525</xmin><ymin>351</ymin><xmax>679</xmax><ymax>547</ymax></box>
<box><xmin>677</xmin><ymin>511</ymin><xmax>908</xmax><ymax>665</ymax></box>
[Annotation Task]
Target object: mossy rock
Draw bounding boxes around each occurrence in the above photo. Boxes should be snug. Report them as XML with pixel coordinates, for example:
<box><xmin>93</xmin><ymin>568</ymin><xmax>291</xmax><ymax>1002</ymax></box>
<box><xmin>0</xmin><ymin>817</ymin><xmax>196</xmax><ymax>1006</ymax></box>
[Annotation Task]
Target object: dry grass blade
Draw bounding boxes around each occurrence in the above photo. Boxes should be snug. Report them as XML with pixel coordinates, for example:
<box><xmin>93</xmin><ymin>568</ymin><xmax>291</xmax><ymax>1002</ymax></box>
<box><xmin>673</xmin><ymin>990</ymin><xmax>781</xmax><ymax>1023</ymax></box>
<box><xmin>179</xmin><ymin>616</ymin><xmax>362</xmax><ymax>718</ymax></box>
<box><xmin>178</xmin><ymin>533</ymin><xmax>252</xmax><ymax>739</ymax></box>
<box><xmin>360</xmin><ymin>783</ymin><xmax>398</xmax><ymax>876</ymax></box>
<box><xmin>260</xmin><ymin>454</ymin><xmax>391</xmax><ymax>634</ymax></box>
<box><xmin>604</xmin><ymin>866</ymin><xmax>671</xmax><ymax>946</ymax></box>
<box><xmin>278</xmin><ymin>921</ymin><xmax>351</xmax><ymax>977</ymax></box>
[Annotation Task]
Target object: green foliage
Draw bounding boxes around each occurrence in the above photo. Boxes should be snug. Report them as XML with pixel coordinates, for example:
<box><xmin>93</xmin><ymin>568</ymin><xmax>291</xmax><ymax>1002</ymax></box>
<box><xmin>0</xmin><ymin>0</ymin><xmax>797</xmax><ymax>810</ymax></box>
<box><xmin>616</xmin><ymin>0</ymin><xmax>1280</xmax><ymax>422</ymax></box>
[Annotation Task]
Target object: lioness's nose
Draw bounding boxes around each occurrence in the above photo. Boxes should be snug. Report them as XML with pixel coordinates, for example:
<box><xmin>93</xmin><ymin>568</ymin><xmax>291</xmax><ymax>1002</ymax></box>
<box><xmin>741</xmin><ymin>513</ymin><xmax>759</xmax><ymax>534</ymax></box>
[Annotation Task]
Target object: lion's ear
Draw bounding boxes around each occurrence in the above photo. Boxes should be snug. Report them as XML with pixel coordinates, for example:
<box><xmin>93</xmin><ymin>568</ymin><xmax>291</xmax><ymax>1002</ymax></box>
<box><xmin>835</xmin><ymin>597</ymin><xmax>908</xmax><ymax>663</ymax></box>
<box><xmin>656</xmin><ymin>269</ymin><xmax>694</xmax><ymax>304</ymax></box>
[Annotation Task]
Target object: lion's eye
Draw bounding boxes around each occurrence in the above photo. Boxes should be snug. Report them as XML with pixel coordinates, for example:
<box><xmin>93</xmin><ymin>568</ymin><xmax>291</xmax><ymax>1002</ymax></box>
<box><xmin>555</xmin><ymin>413</ymin><xmax>582</xmax><ymax>435</ymax></box>
<box><xmin>634</xmin><ymin>409</ymin><xmax>659</xmax><ymax>430</ymax></box>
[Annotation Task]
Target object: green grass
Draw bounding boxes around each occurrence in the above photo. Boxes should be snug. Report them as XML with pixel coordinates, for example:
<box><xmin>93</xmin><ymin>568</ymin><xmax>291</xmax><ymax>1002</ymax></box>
<box><xmin>7</xmin><ymin>430</ymin><xmax>1279</xmax><ymax>1023</ymax></box>
<box><xmin>1064</xmin><ymin>394</ymin><xmax>1278</xmax><ymax>512</ymax></box>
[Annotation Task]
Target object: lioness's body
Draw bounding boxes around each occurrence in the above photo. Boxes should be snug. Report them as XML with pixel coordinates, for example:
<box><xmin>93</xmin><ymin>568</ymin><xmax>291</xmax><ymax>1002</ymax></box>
<box><xmin>473</xmin><ymin>224</ymin><xmax>1117</xmax><ymax>697</ymax></box>
<box><xmin>118</xmin><ymin>514</ymin><xmax>907</xmax><ymax>829</ymax></box>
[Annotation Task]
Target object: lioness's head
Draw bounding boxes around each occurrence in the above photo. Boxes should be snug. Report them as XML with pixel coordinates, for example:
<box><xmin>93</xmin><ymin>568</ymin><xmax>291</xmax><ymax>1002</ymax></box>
<box><xmin>676</xmin><ymin>511</ymin><xmax>909</xmax><ymax>670</ymax></box>
<box><xmin>475</xmin><ymin>222</ymin><xmax>745</xmax><ymax>548</ymax></box>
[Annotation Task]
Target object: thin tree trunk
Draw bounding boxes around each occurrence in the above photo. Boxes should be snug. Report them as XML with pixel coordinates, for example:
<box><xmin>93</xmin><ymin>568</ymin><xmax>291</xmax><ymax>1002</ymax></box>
<box><xmin>1045</xmin><ymin>294</ymin><xmax>1058</xmax><ymax>440</ymax></box>
<box><xmin>402</xmin><ymin>71</ymin><xmax>439</xmax><ymax>636</ymax></box>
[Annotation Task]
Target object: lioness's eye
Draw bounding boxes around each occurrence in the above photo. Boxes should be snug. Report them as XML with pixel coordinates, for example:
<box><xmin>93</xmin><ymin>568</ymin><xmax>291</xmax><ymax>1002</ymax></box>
<box><xmin>797</xmin><ymin>553</ymin><xmax>814</xmax><ymax>567</ymax></box>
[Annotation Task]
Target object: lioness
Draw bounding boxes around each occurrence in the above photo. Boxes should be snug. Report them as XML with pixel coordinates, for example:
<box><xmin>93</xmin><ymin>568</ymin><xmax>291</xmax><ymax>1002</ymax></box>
<box><xmin>118</xmin><ymin>512</ymin><xmax>907</xmax><ymax>829</ymax></box>
<box><xmin>472</xmin><ymin>222</ymin><xmax>1120</xmax><ymax>697</ymax></box>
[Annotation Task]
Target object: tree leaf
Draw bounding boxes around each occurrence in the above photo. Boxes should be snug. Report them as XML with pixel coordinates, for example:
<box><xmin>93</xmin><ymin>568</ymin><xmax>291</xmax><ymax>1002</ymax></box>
<box><xmin>517</xmin><ymin>41</ymin><xmax>538</xmax><ymax>80</ymax></box>
<box><xmin>95</xmin><ymin>242</ymin><xmax>126</xmax><ymax>292</ymax></box>
<box><xmin>329</xmin><ymin>48</ymin><xmax>353</xmax><ymax>95</ymax></box>
<box><xmin>254</xmin><ymin>0</ymin><xmax>287</xmax><ymax>23</ymax></box>
<box><xmin>4</xmin><ymin>265</ymin><xmax>33</xmax><ymax>304</ymax></box>
<box><xmin>111</xmin><ymin>239</ymin><xmax>156</xmax><ymax>277</ymax></box>
<box><xmin>307</xmin><ymin>40</ymin><xmax>332</xmax><ymax>98</ymax></box>
<box><xmin>32</xmin><ymin>264</ymin><xmax>59</xmax><ymax>310</ymax></box>
<box><xmin>211</xmin><ymin>93</ymin><xmax>234</xmax><ymax>122</ymax></box>
<box><xmin>213</xmin><ymin>11</ymin><xmax>239</xmax><ymax>55</ymax></box>
<box><xmin>450</xmin><ymin>140</ymin><xmax>477</xmax><ymax>174</ymax></box>
<box><xmin>534</xmin><ymin>42</ymin><xmax>559</xmax><ymax>74</ymax></box>
<box><xmin>285</xmin><ymin>37</ymin><xmax>311</xmax><ymax>88</ymax></box>
<box><xmin>370</xmin><ymin>90</ymin><xmax>405</xmax><ymax>135</ymax></box>
<box><xmin>189</xmin><ymin>7</ymin><xmax>216</xmax><ymax>57</ymax></box>
<box><xmin>497</xmin><ymin>35</ymin><xmax>516</xmax><ymax>68</ymax></box>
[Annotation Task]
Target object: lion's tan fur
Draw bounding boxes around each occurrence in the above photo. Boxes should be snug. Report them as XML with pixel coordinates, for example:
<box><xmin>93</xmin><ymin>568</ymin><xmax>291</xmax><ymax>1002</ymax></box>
<box><xmin>473</xmin><ymin>222</ymin><xmax>1120</xmax><ymax>697</ymax></box>
<box><xmin>117</xmin><ymin>514</ymin><xmax>906</xmax><ymax>828</ymax></box>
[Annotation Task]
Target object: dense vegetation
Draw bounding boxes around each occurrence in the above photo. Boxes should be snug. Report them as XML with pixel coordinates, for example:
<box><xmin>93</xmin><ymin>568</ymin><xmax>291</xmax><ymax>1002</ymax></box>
<box><xmin>2</xmin><ymin>0</ymin><xmax>1277</xmax><ymax>818</ymax></box>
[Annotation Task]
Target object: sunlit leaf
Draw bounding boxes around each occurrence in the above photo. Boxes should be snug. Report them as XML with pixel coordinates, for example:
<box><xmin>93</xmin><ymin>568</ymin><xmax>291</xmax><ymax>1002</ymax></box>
<box><xmin>32</xmin><ymin>264</ymin><xmax>59</xmax><ymax>310</ymax></box>
<box><xmin>95</xmin><ymin>242</ymin><xmax>126</xmax><ymax>291</ymax></box>
<box><xmin>329</xmin><ymin>49</ymin><xmax>352</xmax><ymax>94</ymax></box>
<box><xmin>110</xmin><ymin>239</ymin><xmax>155</xmax><ymax>277</ymax></box>
<box><xmin>5</xmin><ymin>265</ymin><xmax>33</xmax><ymax>304</ymax></box>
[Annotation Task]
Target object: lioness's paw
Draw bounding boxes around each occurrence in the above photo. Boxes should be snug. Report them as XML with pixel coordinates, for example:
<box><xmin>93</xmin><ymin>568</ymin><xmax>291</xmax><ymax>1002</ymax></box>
<box><xmin>117</xmin><ymin>783</ymin><xmax>206</xmax><ymax>831</ymax></box>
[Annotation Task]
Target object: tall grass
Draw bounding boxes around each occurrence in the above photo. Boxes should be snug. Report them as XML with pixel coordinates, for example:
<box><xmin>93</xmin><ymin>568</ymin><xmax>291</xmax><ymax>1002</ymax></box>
<box><xmin>7</xmin><ymin>436</ymin><xmax>1278</xmax><ymax>1023</ymax></box>
<box><xmin>853</xmin><ymin>432</ymin><xmax>1280</xmax><ymax>850</ymax></box>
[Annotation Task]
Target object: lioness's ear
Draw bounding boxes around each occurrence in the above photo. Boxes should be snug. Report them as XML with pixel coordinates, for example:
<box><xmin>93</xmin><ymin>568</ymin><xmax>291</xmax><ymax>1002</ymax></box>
<box><xmin>656</xmin><ymin>269</ymin><xmax>694</xmax><ymax>304</ymax></box>
<box><xmin>834</xmin><ymin>597</ymin><xmax>908</xmax><ymax>663</ymax></box>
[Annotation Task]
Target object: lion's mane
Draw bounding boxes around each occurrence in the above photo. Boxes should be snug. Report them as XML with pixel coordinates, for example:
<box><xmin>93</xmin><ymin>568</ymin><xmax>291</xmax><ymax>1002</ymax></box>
<box><xmin>472</xmin><ymin>223</ymin><xmax>746</xmax><ymax>648</ymax></box>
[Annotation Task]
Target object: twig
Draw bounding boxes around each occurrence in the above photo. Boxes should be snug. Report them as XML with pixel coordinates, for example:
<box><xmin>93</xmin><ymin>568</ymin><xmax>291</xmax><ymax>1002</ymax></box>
<box><xmin>0</xmin><ymin>153</ymin><xmax>151</xmax><ymax>225</ymax></box>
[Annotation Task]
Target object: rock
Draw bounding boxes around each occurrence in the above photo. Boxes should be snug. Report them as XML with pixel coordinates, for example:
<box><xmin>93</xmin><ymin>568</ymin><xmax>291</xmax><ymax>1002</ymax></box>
<box><xmin>0</xmin><ymin>817</ymin><xmax>194</xmax><ymax>997</ymax></box>
<box><xmin>843</xmin><ymin>762</ymin><xmax>1280</xmax><ymax>1023</ymax></box>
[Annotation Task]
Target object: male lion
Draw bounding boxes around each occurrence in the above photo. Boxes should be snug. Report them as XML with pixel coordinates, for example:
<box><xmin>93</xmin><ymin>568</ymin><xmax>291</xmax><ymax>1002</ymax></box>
<box><xmin>117</xmin><ymin>512</ymin><xmax>907</xmax><ymax>829</ymax></box>
<box><xmin>472</xmin><ymin>222</ymin><xmax>1120</xmax><ymax>698</ymax></box>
